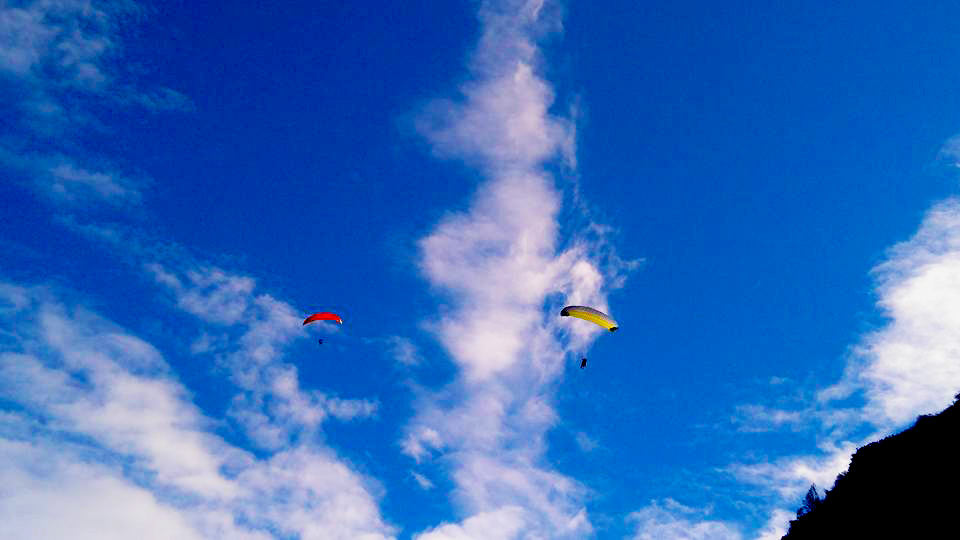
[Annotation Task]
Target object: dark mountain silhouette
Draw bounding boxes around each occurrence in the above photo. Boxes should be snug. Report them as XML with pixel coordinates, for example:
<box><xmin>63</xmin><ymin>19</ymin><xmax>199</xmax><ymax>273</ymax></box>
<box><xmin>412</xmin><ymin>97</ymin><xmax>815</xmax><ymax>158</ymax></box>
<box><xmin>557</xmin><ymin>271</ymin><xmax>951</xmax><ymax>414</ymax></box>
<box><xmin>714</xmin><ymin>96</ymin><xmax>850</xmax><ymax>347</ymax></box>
<box><xmin>782</xmin><ymin>394</ymin><xmax>960</xmax><ymax>538</ymax></box>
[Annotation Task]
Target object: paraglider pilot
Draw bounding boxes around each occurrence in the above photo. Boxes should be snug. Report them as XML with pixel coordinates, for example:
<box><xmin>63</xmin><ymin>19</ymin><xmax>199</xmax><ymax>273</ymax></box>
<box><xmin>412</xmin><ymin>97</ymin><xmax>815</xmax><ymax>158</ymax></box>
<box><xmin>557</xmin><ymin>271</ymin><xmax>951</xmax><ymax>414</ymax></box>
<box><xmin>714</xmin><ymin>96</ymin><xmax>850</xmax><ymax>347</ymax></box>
<box><xmin>303</xmin><ymin>312</ymin><xmax>342</xmax><ymax>348</ymax></box>
<box><xmin>560</xmin><ymin>306</ymin><xmax>617</xmax><ymax>370</ymax></box>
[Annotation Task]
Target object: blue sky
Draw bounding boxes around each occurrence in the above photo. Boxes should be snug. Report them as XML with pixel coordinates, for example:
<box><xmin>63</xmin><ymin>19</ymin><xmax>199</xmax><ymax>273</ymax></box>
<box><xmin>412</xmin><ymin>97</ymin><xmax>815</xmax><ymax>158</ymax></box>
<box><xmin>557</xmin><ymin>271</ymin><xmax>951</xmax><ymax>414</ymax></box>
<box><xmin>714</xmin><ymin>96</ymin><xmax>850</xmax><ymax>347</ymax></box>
<box><xmin>4</xmin><ymin>1</ymin><xmax>960</xmax><ymax>538</ymax></box>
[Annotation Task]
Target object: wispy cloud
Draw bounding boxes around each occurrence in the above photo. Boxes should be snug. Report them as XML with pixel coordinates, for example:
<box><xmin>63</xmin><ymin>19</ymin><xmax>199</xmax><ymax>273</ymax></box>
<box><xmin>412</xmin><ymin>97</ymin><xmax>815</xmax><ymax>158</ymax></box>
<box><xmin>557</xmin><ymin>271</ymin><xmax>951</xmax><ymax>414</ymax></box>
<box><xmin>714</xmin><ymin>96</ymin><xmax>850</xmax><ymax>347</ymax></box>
<box><xmin>574</xmin><ymin>431</ymin><xmax>598</xmax><ymax>453</ymax></box>
<box><xmin>1</xmin><ymin>0</ymin><xmax>191</xmax><ymax>210</ymax></box>
<box><xmin>937</xmin><ymin>135</ymin><xmax>960</xmax><ymax>167</ymax></box>
<box><xmin>45</xmin><ymin>159</ymin><xmax>143</xmax><ymax>205</ymax></box>
<box><xmin>1</xmin><ymin>283</ymin><xmax>252</xmax><ymax>537</ymax></box>
<box><xmin>0</xmin><ymin>0</ymin><xmax>191</xmax><ymax>108</ymax></box>
<box><xmin>752</xmin><ymin>509</ymin><xmax>796</xmax><ymax>540</ymax></box>
<box><xmin>0</xmin><ymin>290</ymin><xmax>241</xmax><ymax>497</ymax></box>
<box><xmin>415</xmin><ymin>506</ymin><xmax>528</xmax><ymax>540</ymax></box>
<box><xmin>144</xmin><ymin>257</ymin><xmax>379</xmax><ymax>451</ymax></box>
<box><xmin>719</xmin><ymin>195</ymin><xmax>960</xmax><ymax>536</ymax></box>
<box><xmin>731</xmin><ymin>402</ymin><xmax>860</xmax><ymax>436</ymax></box>
<box><xmin>389</xmin><ymin>336</ymin><xmax>425</xmax><ymax>367</ymax></box>
<box><xmin>0</xmin><ymin>272</ymin><xmax>394</xmax><ymax>539</ymax></box>
<box><xmin>411</xmin><ymin>471</ymin><xmax>435</xmax><ymax>490</ymax></box>
<box><xmin>0</xmin><ymin>149</ymin><xmax>145</xmax><ymax>208</ymax></box>
<box><xmin>820</xmin><ymin>198</ymin><xmax>960</xmax><ymax>427</ymax></box>
<box><xmin>0</xmin><ymin>433</ymin><xmax>215</xmax><ymax>540</ymax></box>
<box><xmin>365</xmin><ymin>335</ymin><xmax>425</xmax><ymax>367</ymax></box>
<box><xmin>0</xmin><ymin>0</ymin><xmax>117</xmax><ymax>87</ymax></box>
<box><xmin>147</xmin><ymin>263</ymin><xmax>256</xmax><ymax>325</ymax></box>
<box><xmin>625</xmin><ymin>499</ymin><xmax>742</xmax><ymax>540</ymax></box>
<box><xmin>727</xmin><ymin>440</ymin><xmax>859</xmax><ymax>499</ymax></box>
<box><xmin>403</xmin><ymin>0</ymin><xmax>630</xmax><ymax>537</ymax></box>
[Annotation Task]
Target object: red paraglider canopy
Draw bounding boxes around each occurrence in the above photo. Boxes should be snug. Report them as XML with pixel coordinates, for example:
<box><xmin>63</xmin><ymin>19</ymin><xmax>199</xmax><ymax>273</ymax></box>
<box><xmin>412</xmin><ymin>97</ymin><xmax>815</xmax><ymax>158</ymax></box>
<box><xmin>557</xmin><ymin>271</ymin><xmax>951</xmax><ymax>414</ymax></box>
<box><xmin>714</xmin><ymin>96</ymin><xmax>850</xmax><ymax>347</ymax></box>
<box><xmin>303</xmin><ymin>312</ymin><xmax>343</xmax><ymax>325</ymax></box>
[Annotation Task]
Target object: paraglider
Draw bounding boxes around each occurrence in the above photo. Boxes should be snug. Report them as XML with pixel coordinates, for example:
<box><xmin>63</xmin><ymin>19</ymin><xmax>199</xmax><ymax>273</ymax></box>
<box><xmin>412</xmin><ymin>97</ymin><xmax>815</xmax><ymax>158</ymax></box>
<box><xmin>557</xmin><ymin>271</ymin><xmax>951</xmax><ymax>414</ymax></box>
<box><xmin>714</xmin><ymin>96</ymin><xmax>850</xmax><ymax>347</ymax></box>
<box><xmin>303</xmin><ymin>312</ymin><xmax>342</xmax><ymax>346</ymax></box>
<box><xmin>303</xmin><ymin>312</ymin><xmax>343</xmax><ymax>325</ymax></box>
<box><xmin>560</xmin><ymin>306</ymin><xmax>618</xmax><ymax>331</ymax></box>
<box><xmin>561</xmin><ymin>305</ymin><xmax>618</xmax><ymax>369</ymax></box>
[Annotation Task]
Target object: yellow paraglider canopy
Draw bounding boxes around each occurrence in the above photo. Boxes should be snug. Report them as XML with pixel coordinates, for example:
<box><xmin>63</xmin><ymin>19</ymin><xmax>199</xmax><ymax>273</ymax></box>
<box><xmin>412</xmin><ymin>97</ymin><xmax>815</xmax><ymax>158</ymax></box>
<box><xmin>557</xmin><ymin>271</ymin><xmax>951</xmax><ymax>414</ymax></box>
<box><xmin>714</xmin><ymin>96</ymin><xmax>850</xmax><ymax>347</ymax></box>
<box><xmin>560</xmin><ymin>306</ymin><xmax>618</xmax><ymax>332</ymax></box>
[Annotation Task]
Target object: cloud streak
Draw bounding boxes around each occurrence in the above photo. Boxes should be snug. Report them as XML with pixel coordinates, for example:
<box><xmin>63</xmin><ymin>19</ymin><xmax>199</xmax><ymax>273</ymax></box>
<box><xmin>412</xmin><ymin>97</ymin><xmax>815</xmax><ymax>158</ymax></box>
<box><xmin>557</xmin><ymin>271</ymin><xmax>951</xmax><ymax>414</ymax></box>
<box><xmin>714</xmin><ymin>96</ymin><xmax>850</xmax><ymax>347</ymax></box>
<box><xmin>821</xmin><ymin>198</ymin><xmax>960</xmax><ymax>427</ymax></box>
<box><xmin>144</xmin><ymin>258</ymin><xmax>379</xmax><ymax>451</ymax></box>
<box><xmin>625</xmin><ymin>499</ymin><xmax>742</xmax><ymax>540</ymax></box>
<box><xmin>1</xmin><ymin>0</ymin><xmax>190</xmax><ymax>210</ymax></box>
<box><xmin>404</xmin><ymin>0</ymin><xmax>628</xmax><ymax>537</ymax></box>
<box><xmin>0</xmin><ymin>269</ymin><xmax>394</xmax><ymax>539</ymax></box>
<box><xmin>718</xmin><ymin>196</ymin><xmax>960</xmax><ymax>537</ymax></box>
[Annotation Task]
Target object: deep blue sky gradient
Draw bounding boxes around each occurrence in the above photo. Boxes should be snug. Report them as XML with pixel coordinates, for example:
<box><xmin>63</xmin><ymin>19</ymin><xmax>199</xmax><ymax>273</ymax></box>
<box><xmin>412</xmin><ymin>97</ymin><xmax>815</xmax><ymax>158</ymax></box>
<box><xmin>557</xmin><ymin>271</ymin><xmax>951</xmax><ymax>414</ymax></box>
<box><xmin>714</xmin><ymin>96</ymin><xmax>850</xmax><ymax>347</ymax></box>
<box><xmin>4</xmin><ymin>1</ymin><xmax>960</xmax><ymax>537</ymax></box>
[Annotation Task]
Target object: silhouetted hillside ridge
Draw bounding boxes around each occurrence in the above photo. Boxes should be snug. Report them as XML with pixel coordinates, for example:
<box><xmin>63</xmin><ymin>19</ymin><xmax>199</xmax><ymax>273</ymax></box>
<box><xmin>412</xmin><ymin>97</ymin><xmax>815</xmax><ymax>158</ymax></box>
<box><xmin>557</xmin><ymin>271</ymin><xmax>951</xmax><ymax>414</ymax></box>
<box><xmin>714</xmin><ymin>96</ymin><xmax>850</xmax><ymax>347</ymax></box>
<box><xmin>782</xmin><ymin>396</ymin><xmax>960</xmax><ymax>538</ymax></box>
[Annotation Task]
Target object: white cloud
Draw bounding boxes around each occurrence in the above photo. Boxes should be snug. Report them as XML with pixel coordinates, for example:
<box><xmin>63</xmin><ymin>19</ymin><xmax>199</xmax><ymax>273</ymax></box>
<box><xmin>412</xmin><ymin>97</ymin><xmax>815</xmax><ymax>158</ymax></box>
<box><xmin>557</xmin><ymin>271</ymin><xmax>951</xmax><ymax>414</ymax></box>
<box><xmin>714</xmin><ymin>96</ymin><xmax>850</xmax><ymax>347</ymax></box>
<box><xmin>389</xmin><ymin>336</ymin><xmax>425</xmax><ymax>366</ymax></box>
<box><xmin>938</xmin><ymin>136</ymin><xmax>960</xmax><ymax>167</ymax></box>
<box><xmin>0</xmin><ymin>0</ymin><xmax>190</xmax><ymax>210</ymax></box>
<box><xmin>720</xmin><ymin>197</ymin><xmax>960</xmax><ymax>536</ymax></box>
<box><xmin>0</xmin><ymin>438</ymin><xmax>210</xmax><ymax>540</ymax></box>
<box><xmin>820</xmin><ymin>198</ymin><xmax>960</xmax><ymax>428</ymax></box>
<box><xmin>0</xmin><ymin>291</ymin><xmax>241</xmax><ymax>499</ymax></box>
<box><xmin>234</xmin><ymin>447</ymin><xmax>394</xmax><ymax>540</ymax></box>
<box><xmin>144</xmin><ymin>260</ymin><xmax>379</xmax><ymax>452</ymax></box>
<box><xmin>0</xmin><ymin>0</ymin><xmax>191</xmax><ymax>106</ymax></box>
<box><xmin>0</xmin><ymin>284</ymin><xmax>249</xmax><ymax>536</ymax></box>
<box><xmin>752</xmin><ymin>509</ymin><xmax>795</xmax><ymax>540</ymax></box>
<box><xmin>146</xmin><ymin>263</ymin><xmax>256</xmax><ymax>325</ymax></box>
<box><xmin>125</xmin><ymin>87</ymin><xmax>196</xmax><ymax>113</ymax></box>
<box><xmin>46</xmin><ymin>159</ymin><xmax>144</xmax><ymax>205</ymax></box>
<box><xmin>403</xmin><ymin>425</ymin><xmax>445</xmax><ymax>462</ymax></box>
<box><xmin>0</xmin><ymin>280</ymin><xmax>395</xmax><ymax>539</ymax></box>
<box><xmin>414</xmin><ymin>506</ymin><xmax>528</xmax><ymax>540</ymax></box>
<box><xmin>404</xmin><ymin>1</ymin><xmax>630</xmax><ymax>538</ymax></box>
<box><xmin>0</xmin><ymin>0</ymin><xmax>117</xmax><ymax>86</ymax></box>
<box><xmin>625</xmin><ymin>499</ymin><xmax>742</xmax><ymax>540</ymax></box>
<box><xmin>731</xmin><ymin>403</ymin><xmax>860</xmax><ymax>436</ymax></box>
<box><xmin>727</xmin><ymin>441</ymin><xmax>858</xmax><ymax>501</ymax></box>
<box><xmin>0</xmin><ymin>150</ymin><xmax>146</xmax><ymax>208</ymax></box>
<box><xmin>732</xmin><ymin>404</ymin><xmax>807</xmax><ymax>433</ymax></box>
<box><xmin>574</xmin><ymin>431</ymin><xmax>597</xmax><ymax>452</ymax></box>
<box><xmin>0</xmin><ymin>4</ymin><xmax>52</xmax><ymax>76</ymax></box>
<box><xmin>412</xmin><ymin>471</ymin><xmax>435</xmax><ymax>490</ymax></box>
